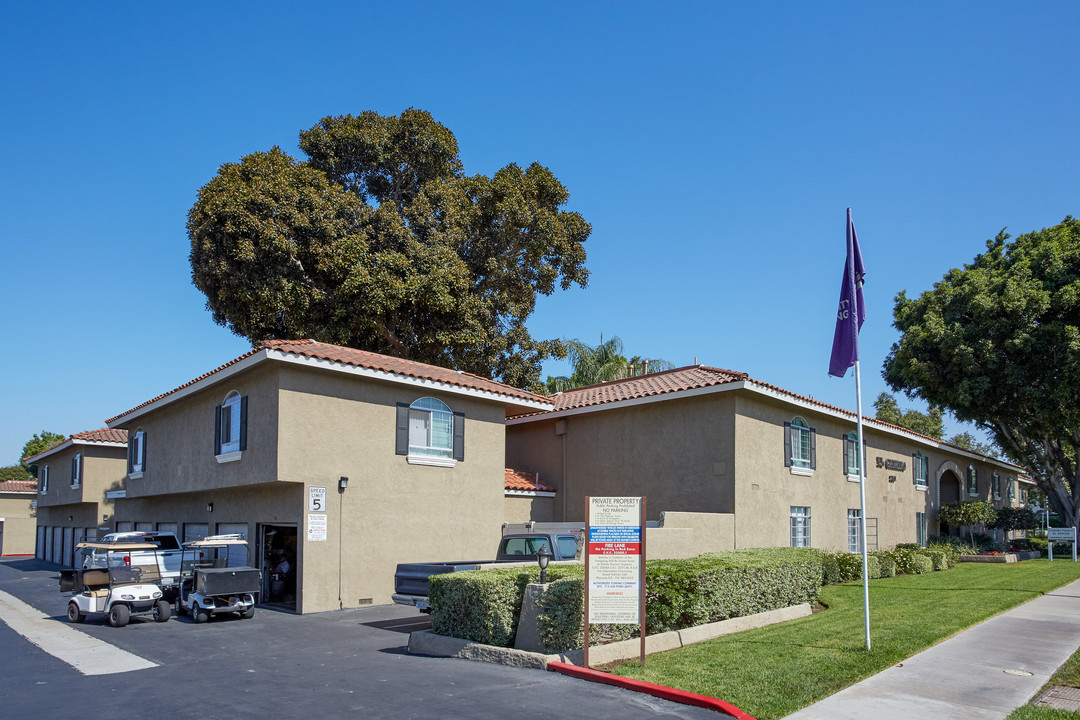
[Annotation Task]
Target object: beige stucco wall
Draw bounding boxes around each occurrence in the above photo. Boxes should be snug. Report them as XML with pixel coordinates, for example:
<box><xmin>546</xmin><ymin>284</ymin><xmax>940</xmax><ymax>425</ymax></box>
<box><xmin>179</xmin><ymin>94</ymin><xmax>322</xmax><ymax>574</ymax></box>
<box><xmin>116</xmin><ymin>362</ymin><xmax>281</xmax><ymax>498</ymax></box>
<box><xmin>1</xmin><ymin>494</ymin><xmax>37</xmax><ymax>555</ymax></box>
<box><xmin>504</xmin><ymin>494</ymin><xmax>557</xmax><ymax>523</ymax></box>
<box><xmin>506</xmin><ymin>393</ymin><xmax>738</xmax><ymax>523</ymax></box>
<box><xmin>732</xmin><ymin>392</ymin><xmax>1024</xmax><ymax>550</ymax></box>
<box><xmin>647</xmin><ymin>511</ymin><xmax>735</xmax><ymax>559</ymax></box>
<box><xmin>275</xmin><ymin>364</ymin><xmax>509</xmax><ymax>613</ymax></box>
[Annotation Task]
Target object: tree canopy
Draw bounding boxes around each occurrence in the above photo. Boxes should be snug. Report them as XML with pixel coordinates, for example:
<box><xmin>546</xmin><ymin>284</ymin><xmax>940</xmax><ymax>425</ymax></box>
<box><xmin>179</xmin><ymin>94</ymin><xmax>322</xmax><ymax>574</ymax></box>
<box><xmin>883</xmin><ymin>216</ymin><xmax>1080</xmax><ymax>526</ymax></box>
<box><xmin>873</xmin><ymin>392</ymin><xmax>944</xmax><ymax>438</ymax></box>
<box><xmin>21</xmin><ymin>430</ymin><xmax>65</xmax><ymax>475</ymax></box>
<box><xmin>188</xmin><ymin>109</ymin><xmax>590</xmax><ymax>392</ymax></box>
<box><xmin>545</xmin><ymin>335</ymin><xmax>674</xmax><ymax>393</ymax></box>
<box><xmin>0</xmin><ymin>465</ymin><xmax>31</xmax><ymax>483</ymax></box>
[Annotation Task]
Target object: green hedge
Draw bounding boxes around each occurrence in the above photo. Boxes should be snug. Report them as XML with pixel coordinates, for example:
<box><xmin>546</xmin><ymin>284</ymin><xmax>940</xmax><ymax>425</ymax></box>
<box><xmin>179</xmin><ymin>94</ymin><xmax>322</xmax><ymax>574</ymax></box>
<box><xmin>537</xmin><ymin>548</ymin><xmax>823</xmax><ymax>653</ymax></box>
<box><xmin>428</xmin><ymin>565</ymin><xmax>579</xmax><ymax>646</ymax></box>
<box><xmin>822</xmin><ymin>550</ymin><xmax>882</xmax><ymax>582</ymax></box>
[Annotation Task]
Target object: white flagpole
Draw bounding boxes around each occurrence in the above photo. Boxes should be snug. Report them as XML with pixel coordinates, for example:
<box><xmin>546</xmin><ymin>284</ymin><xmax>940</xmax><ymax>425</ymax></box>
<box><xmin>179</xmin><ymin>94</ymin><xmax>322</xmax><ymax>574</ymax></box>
<box><xmin>855</xmin><ymin>359</ymin><xmax>871</xmax><ymax>651</ymax></box>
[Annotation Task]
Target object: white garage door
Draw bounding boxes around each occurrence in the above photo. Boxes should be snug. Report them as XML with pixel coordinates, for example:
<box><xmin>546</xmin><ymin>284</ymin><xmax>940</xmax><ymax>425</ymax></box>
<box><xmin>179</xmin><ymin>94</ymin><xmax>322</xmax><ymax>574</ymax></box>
<box><xmin>217</xmin><ymin>523</ymin><xmax>249</xmax><ymax>566</ymax></box>
<box><xmin>63</xmin><ymin>527</ymin><xmax>74</xmax><ymax>567</ymax></box>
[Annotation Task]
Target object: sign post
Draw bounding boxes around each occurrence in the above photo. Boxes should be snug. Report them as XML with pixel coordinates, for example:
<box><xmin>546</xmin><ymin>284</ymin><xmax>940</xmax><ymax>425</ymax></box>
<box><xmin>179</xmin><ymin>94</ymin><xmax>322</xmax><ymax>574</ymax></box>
<box><xmin>1047</xmin><ymin>527</ymin><xmax>1077</xmax><ymax>562</ymax></box>
<box><xmin>583</xmin><ymin>496</ymin><xmax>646</xmax><ymax>668</ymax></box>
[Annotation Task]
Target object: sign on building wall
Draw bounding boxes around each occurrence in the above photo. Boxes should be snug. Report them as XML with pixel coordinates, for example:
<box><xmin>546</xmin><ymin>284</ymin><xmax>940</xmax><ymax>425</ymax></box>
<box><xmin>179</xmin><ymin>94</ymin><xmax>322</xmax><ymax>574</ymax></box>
<box><xmin>584</xmin><ymin>496</ymin><xmax>646</xmax><ymax>667</ymax></box>
<box><xmin>308</xmin><ymin>486</ymin><xmax>327</xmax><ymax>512</ymax></box>
<box><xmin>307</xmin><ymin>513</ymin><xmax>327</xmax><ymax>542</ymax></box>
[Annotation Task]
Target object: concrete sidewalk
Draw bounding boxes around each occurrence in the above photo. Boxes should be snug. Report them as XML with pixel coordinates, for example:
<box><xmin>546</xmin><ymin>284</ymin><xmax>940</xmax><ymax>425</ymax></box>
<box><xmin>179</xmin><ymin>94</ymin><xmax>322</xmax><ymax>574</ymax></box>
<box><xmin>785</xmin><ymin>578</ymin><xmax>1080</xmax><ymax>719</ymax></box>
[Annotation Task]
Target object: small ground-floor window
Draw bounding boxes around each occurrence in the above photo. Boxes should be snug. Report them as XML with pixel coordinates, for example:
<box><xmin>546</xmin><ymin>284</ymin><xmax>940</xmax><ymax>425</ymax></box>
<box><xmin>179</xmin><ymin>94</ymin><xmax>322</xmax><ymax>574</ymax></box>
<box><xmin>916</xmin><ymin>512</ymin><xmax>928</xmax><ymax>547</ymax></box>
<box><xmin>790</xmin><ymin>506</ymin><xmax>811</xmax><ymax>547</ymax></box>
<box><xmin>847</xmin><ymin>509</ymin><xmax>862</xmax><ymax>553</ymax></box>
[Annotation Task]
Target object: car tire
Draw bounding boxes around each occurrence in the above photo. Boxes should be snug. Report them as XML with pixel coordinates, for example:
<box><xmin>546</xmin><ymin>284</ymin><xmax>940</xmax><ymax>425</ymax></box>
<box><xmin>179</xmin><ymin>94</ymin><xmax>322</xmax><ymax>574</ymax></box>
<box><xmin>153</xmin><ymin>599</ymin><xmax>171</xmax><ymax>623</ymax></box>
<box><xmin>67</xmin><ymin>602</ymin><xmax>85</xmax><ymax>624</ymax></box>
<box><xmin>194</xmin><ymin>604</ymin><xmax>209</xmax><ymax>624</ymax></box>
<box><xmin>241</xmin><ymin>605</ymin><xmax>255</xmax><ymax>619</ymax></box>
<box><xmin>109</xmin><ymin>604</ymin><xmax>130</xmax><ymax>628</ymax></box>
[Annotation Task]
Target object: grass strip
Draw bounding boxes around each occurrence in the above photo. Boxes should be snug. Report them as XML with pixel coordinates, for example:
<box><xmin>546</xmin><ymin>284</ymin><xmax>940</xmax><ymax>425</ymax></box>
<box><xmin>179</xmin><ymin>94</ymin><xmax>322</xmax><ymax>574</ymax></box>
<box><xmin>609</xmin><ymin>559</ymin><xmax>1080</xmax><ymax>720</ymax></box>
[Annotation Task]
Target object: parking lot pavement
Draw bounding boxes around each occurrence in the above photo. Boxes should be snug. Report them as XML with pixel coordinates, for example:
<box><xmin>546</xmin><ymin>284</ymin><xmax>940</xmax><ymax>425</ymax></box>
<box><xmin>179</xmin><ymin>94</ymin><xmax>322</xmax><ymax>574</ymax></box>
<box><xmin>0</xmin><ymin>558</ymin><xmax>724</xmax><ymax>719</ymax></box>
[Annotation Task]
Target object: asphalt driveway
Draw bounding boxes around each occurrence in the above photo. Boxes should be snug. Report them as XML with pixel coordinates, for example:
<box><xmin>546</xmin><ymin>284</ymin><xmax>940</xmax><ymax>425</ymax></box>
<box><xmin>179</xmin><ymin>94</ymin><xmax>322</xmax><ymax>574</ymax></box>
<box><xmin>0</xmin><ymin>557</ymin><xmax>720</xmax><ymax>719</ymax></box>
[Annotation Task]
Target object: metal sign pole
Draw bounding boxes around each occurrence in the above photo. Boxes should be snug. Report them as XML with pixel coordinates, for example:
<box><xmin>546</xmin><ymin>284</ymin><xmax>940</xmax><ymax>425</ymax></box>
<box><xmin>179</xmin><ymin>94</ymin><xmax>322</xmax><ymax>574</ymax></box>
<box><xmin>639</xmin><ymin>496</ymin><xmax>646</xmax><ymax>667</ymax></box>
<box><xmin>583</xmin><ymin>495</ymin><xmax>591</xmax><ymax>669</ymax></box>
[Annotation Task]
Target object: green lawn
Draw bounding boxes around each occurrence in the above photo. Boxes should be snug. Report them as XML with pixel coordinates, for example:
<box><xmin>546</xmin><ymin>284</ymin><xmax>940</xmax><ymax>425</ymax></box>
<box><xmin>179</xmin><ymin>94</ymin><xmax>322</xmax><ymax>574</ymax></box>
<box><xmin>608</xmin><ymin>560</ymin><xmax>1080</xmax><ymax>720</ymax></box>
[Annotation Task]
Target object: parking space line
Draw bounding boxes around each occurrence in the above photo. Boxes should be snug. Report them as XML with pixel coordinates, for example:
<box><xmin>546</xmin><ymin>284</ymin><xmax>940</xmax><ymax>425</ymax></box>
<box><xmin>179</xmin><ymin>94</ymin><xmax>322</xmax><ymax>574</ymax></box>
<box><xmin>0</xmin><ymin>590</ymin><xmax>158</xmax><ymax>675</ymax></box>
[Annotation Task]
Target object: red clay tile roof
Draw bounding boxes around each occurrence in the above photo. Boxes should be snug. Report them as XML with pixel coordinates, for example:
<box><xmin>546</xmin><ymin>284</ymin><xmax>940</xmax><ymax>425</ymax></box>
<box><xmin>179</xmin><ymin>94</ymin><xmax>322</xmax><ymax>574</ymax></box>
<box><xmin>107</xmin><ymin>339</ymin><xmax>552</xmax><ymax>424</ymax></box>
<box><xmin>22</xmin><ymin>428</ymin><xmax>130</xmax><ymax>462</ymax></box>
<box><xmin>504</xmin><ymin>469</ymin><xmax>554</xmax><ymax>493</ymax></box>
<box><xmin>0</xmin><ymin>480</ymin><xmax>37</xmax><ymax>494</ymax></box>
<box><xmin>546</xmin><ymin>365</ymin><xmax>748</xmax><ymax>412</ymax></box>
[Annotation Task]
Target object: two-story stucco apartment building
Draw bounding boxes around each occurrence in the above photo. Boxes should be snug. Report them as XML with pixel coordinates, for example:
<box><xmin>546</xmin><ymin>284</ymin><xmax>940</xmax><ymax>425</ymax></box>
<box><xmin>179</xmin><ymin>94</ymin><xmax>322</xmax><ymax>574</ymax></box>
<box><xmin>98</xmin><ymin>339</ymin><xmax>551</xmax><ymax>614</ymax></box>
<box><xmin>505</xmin><ymin>366</ymin><xmax>1030</xmax><ymax>551</ymax></box>
<box><xmin>26</xmin><ymin>429</ymin><xmax>128</xmax><ymax>565</ymax></box>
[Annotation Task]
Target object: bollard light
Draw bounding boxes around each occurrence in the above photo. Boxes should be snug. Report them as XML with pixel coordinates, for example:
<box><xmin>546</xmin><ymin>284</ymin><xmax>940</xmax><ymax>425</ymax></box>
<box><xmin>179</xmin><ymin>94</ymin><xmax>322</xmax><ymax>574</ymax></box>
<box><xmin>536</xmin><ymin>545</ymin><xmax>552</xmax><ymax>584</ymax></box>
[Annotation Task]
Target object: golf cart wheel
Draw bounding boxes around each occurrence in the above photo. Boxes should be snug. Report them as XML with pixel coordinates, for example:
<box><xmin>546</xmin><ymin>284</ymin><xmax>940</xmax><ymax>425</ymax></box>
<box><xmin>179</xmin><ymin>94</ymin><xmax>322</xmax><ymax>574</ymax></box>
<box><xmin>175</xmin><ymin>600</ymin><xmax>188</xmax><ymax>616</ymax></box>
<box><xmin>240</xmin><ymin>605</ymin><xmax>255</xmax><ymax>619</ymax></box>
<box><xmin>153</xmin><ymin>599</ymin><xmax>171</xmax><ymax>623</ymax></box>
<box><xmin>194</xmin><ymin>604</ymin><xmax>209</xmax><ymax>624</ymax></box>
<box><xmin>109</xmin><ymin>604</ymin><xmax>130</xmax><ymax>628</ymax></box>
<box><xmin>67</xmin><ymin>602</ymin><xmax>85</xmax><ymax>624</ymax></box>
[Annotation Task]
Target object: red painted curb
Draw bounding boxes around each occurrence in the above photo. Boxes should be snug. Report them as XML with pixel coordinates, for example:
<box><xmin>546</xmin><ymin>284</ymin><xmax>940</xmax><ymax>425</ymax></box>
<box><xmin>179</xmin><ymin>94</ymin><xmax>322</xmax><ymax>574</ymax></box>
<box><xmin>547</xmin><ymin>661</ymin><xmax>757</xmax><ymax>719</ymax></box>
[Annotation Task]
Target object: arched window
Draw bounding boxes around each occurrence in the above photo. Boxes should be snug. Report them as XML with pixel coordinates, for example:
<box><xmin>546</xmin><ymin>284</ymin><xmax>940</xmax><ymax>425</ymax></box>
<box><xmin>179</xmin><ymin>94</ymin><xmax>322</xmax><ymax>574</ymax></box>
<box><xmin>786</xmin><ymin>417</ymin><xmax>813</xmax><ymax>470</ymax></box>
<box><xmin>408</xmin><ymin>397</ymin><xmax>454</xmax><ymax>459</ymax></box>
<box><xmin>992</xmin><ymin>472</ymin><xmax>1001</xmax><ymax>499</ymax></box>
<box><xmin>129</xmin><ymin>428</ymin><xmax>146</xmax><ymax>476</ymax></box>
<box><xmin>216</xmin><ymin>390</ymin><xmax>247</xmax><ymax>458</ymax></box>
<box><xmin>967</xmin><ymin>465</ymin><xmax>978</xmax><ymax>496</ymax></box>
<box><xmin>843</xmin><ymin>432</ymin><xmax>861</xmax><ymax>477</ymax></box>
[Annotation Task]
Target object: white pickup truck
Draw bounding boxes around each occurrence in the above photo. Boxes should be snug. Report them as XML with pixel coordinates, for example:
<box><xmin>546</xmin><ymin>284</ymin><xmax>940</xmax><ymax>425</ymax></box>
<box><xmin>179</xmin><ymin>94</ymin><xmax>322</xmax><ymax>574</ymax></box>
<box><xmin>82</xmin><ymin>532</ymin><xmax>186</xmax><ymax>599</ymax></box>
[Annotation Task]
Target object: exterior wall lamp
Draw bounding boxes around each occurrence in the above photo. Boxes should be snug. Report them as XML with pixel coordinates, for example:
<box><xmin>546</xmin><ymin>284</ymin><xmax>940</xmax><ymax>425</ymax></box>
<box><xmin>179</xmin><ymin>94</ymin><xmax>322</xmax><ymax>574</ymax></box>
<box><xmin>339</xmin><ymin>476</ymin><xmax>349</xmax><ymax>492</ymax></box>
<box><xmin>207</xmin><ymin>503</ymin><xmax>213</xmax><ymax>512</ymax></box>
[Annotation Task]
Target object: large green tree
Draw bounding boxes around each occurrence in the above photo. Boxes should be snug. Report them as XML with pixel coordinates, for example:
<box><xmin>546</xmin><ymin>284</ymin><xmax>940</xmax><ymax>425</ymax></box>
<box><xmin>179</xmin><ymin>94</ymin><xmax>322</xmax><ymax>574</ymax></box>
<box><xmin>189</xmin><ymin>109</ymin><xmax>590</xmax><ymax>392</ymax></box>
<box><xmin>21</xmin><ymin>430</ymin><xmax>65</xmax><ymax>475</ymax></box>
<box><xmin>0</xmin><ymin>465</ymin><xmax>32</xmax><ymax>483</ymax></box>
<box><xmin>545</xmin><ymin>335</ymin><xmax>674</xmax><ymax>392</ymax></box>
<box><xmin>884</xmin><ymin>216</ymin><xmax>1080</xmax><ymax>527</ymax></box>
<box><xmin>873</xmin><ymin>392</ymin><xmax>944</xmax><ymax>438</ymax></box>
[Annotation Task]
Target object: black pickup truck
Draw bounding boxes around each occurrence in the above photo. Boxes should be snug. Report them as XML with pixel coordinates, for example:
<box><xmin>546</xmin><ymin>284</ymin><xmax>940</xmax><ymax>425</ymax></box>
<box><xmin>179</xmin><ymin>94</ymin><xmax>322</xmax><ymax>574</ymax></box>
<box><xmin>392</xmin><ymin>532</ymin><xmax>581</xmax><ymax>613</ymax></box>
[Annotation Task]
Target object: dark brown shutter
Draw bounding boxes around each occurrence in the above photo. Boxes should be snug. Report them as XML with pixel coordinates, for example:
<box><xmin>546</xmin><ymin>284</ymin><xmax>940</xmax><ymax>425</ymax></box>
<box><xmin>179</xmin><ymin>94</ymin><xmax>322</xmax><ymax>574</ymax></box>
<box><xmin>842</xmin><ymin>434</ymin><xmax>850</xmax><ymax>475</ymax></box>
<box><xmin>214</xmin><ymin>405</ymin><xmax>222</xmax><ymax>455</ymax></box>
<box><xmin>809</xmin><ymin>428</ymin><xmax>817</xmax><ymax>470</ymax></box>
<box><xmin>239</xmin><ymin>396</ymin><xmax>248</xmax><ymax>451</ymax></box>
<box><xmin>395</xmin><ymin>403</ymin><xmax>410</xmax><ymax>455</ymax></box>
<box><xmin>783</xmin><ymin>422</ymin><xmax>792</xmax><ymax>467</ymax></box>
<box><xmin>453</xmin><ymin>411</ymin><xmax>465</xmax><ymax>462</ymax></box>
<box><xmin>141</xmin><ymin>433</ymin><xmax>147</xmax><ymax>469</ymax></box>
<box><xmin>127</xmin><ymin>438</ymin><xmax>134</xmax><ymax>474</ymax></box>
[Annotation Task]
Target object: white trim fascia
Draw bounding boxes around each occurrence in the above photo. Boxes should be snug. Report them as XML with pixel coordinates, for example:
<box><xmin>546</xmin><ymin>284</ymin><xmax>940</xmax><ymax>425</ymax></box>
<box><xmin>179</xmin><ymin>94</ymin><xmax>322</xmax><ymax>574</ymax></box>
<box><xmin>268</xmin><ymin>350</ymin><xmax>552</xmax><ymax>411</ymax></box>
<box><xmin>215</xmin><ymin>451</ymin><xmax>243</xmax><ymax>464</ymax></box>
<box><xmin>107</xmin><ymin>347</ymin><xmax>552</xmax><ymax>428</ymax></box>
<box><xmin>510</xmin><ymin>378</ymin><xmax>1026</xmax><ymax>474</ymax></box>
<box><xmin>790</xmin><ymin>466</ymin><xmax>814</xmax><ymax>477</ymax></box>
<box><xmin>504</xmin><ymin>489</ymin><xmax>557</xmax><ymax>497</ymax></box>
<box><xmin>105</xmin><ymin>490</ymin><xmax>127</xmax><ymax>499</ymax></box>
<box><xmin>107</xmin><ymin>350</ymin><xmax>270</xmax><ymax>427</ymax></box>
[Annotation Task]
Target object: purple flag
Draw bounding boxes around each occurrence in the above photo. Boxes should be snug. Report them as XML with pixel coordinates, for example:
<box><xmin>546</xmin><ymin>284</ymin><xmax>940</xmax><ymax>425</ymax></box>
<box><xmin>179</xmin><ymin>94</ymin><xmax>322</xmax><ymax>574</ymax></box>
<box><xmin>829</xmin><ymin>208</ymin><xmax>866</xmax><ymax>378</ymax></box>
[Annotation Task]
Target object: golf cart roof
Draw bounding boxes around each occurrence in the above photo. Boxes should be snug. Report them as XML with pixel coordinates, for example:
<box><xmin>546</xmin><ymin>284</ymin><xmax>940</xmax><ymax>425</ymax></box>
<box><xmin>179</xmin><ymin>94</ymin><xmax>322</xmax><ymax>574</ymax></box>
<box><xmin>184</xmin><ymin>534</ymin><xmax>248</xmax><ymax>547</ymax></box>
<box><xmin>76</xmin><ymin>541</ymin><xmax>159</xmax><ymax>551</ymax></box>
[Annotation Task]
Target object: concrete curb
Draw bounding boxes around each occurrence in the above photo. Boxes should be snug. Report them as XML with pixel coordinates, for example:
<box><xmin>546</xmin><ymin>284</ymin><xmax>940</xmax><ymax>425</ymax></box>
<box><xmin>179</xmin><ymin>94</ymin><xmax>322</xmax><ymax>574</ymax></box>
<box><xmin>408</xmin><ymin>602</ymin><xmax>812</xmax><ymax>669</ymax></box>
<box><xmin>960</xmin><ymin>550</ymin><xmax>1042</xmax><ymax>563</ymax></box>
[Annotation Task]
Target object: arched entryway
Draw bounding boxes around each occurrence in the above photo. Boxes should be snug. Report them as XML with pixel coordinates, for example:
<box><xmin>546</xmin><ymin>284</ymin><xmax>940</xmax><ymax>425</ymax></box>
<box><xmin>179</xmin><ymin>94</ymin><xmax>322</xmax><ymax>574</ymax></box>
<box><xmin>936</xmin><ymin>461</ymin><xmax>963</xmax><ymax>536</ymax></box>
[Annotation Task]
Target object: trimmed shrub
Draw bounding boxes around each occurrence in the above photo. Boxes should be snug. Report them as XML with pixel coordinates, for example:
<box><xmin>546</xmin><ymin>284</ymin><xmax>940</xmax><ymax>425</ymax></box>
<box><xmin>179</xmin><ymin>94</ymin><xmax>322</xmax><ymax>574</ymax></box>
<box><xmin>534</xmin><ymin>547</ymin><xmax>823</xmax><ymax>653</ymax></box>
<box><xmin>890</xmin><ymin>548</ymin><xmax>934</xmax><ymax>575</ymax></box>
<box><xmin>922</xmin><ymin>548</ymin><xmax>948</xmax><ymax>571</ymax></box>
<box><xmin>821</xmin><ymin>551</ymin><xmax>881</xmax><ymax>583</ymax></box>
<box><xmin>429</xmin><ymin>565</ymin><xmax>579</xmax><ymax>646</ymax></box>
<box><xmin>870</xmin><ymin>550</ymin><xmax>896</xmax><ymax>578</ymax></box>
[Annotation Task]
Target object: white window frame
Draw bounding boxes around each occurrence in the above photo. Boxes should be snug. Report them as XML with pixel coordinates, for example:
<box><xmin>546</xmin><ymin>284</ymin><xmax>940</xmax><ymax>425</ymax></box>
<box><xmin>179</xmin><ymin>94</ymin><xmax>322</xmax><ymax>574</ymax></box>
<box><xmin>40</xmin><ymin>465</ymin><xmax>49</xmax><ymax>494</ymax></box>
<box><xmin>917</xmin><ymin>512</ymin><xmax>928</xmax><ymax>548</ymax></box>
<box><xmin>844</xmin><ymin>432</ymin><xmax>861</xmax><ymax>481</ymax></box>
<box><xmin>216</xmin><ymin>391</ymin><xmax>243</xmax><ymax>463</ymax></box>
<box><xmin>790</xmin><ymin>506</ymin><xmax>811</xmax><ymax>548</ymax></box>
<box><xmin>913</xmin><ymin>451</ymin><xmax>928</xmax><ymax>490</ymax></box>
<box><xmin>129</xmin><ymin>429</ymin><xmax>145</xmax><ymax>479</ymax></box>
<box><xmin>967</xmin><ymin>465</ymin><xmax>978</xmax><ymax>496</ymax></box>
<box><xmin>992</xmin><ymin>472</ymin><xmax>1001</xmax><ymax>500</ymax></box>
<box><xmin>789</xmin><ymin>417</ymin><xmax>812</xmax><ymax>474</ymax></box>
<box><xmin>407</xmin><ymin>397</ymin><xmax>455</xmax><ymax>467</ymax></box>
<box><xmin>71</xmin><ymin>453</ymin><xmax>82</xmax><ymax>489</ymax></box>
<box><xmin>847</xmin><ymin>509</ymin><xmax>862</xmax><ymax>553</ymax></box>
<box><xmin>1008</xmin><ymin>477</ymin><xmax>1015</xmax><ymax>502</ymax></box>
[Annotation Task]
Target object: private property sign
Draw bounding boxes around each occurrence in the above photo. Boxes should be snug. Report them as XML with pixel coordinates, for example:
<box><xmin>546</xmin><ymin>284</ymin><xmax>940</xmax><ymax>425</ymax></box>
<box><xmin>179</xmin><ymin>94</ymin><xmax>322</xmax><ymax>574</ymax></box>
<box><xmin>584</xmin><ymin>496</ymin><xmax>646</xmax><ymax>667</ymax></box>
<box><xmin>1048</xmin><ymin>527</ymin><xmax>1077</xmax><ymax>562</ymax></box>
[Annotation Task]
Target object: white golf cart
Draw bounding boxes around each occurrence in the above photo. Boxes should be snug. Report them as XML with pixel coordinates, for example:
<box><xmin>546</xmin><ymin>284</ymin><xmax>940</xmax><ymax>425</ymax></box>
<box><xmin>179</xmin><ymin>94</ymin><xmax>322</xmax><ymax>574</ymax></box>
<box><xmin>60</xmin><ymin>541</ymin><xmax>171</xmax><ymax>627</ymax></box>
<box><xmin>176</xmin><ymin>534</ymin><xmax>261</xmax><ymax>622</ymax></box>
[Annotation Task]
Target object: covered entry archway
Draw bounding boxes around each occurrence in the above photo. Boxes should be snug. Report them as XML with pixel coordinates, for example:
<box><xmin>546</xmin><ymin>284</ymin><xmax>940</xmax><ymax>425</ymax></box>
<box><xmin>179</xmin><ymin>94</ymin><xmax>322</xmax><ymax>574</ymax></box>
<box><xmin>936</xmin><ymin>461</ymin><xmax>963</xmax><ymax>536</ymax></box>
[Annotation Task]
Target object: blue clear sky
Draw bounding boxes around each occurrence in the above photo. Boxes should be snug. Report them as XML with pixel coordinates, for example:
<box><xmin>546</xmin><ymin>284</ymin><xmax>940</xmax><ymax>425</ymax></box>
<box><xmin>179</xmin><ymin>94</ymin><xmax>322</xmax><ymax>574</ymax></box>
<box><xmin>2</xmin><ymin>2</ymin><xmax>1077</xmax><ymax>465</ymax></box>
